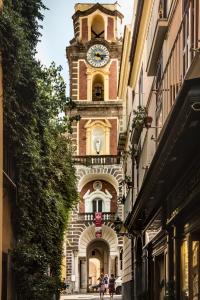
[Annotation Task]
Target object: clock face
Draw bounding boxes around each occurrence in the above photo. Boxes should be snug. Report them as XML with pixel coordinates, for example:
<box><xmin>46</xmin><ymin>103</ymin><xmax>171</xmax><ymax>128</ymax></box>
<box><xmin>87</xmin><ymin>44</ymin><xmax>109</xmax><ymax>68</ymax></box>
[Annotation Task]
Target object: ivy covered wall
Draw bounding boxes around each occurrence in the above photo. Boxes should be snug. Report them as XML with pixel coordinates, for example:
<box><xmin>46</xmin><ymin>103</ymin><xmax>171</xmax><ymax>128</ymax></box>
<box><xmin>0</xmin><ymin>1</ymin><xmax>78</xmax><ymax>299</ymax></box>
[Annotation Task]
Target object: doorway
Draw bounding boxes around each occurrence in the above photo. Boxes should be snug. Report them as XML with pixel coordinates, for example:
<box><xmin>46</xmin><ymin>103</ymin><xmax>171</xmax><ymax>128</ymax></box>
<box><xmin>87</xmin><ymin>239</ymin><xmax>110</xmax><ymax>291</ymax></box>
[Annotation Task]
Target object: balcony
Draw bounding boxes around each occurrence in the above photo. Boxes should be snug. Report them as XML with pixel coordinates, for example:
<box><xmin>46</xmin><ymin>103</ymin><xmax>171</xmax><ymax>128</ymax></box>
<box><xmin>73</xmin><ymin>155</ymin><xmax>121</xmax><ymax>166</ymax></box>
<box><xmin>78</xmin><ymin>212</ymin><xmax>116</xmax><ymax>223</ymax></box>
<box><xmin>146</xmin><ymin>0</ymin><xmax>168</xmax><ymax>76</ymax></box>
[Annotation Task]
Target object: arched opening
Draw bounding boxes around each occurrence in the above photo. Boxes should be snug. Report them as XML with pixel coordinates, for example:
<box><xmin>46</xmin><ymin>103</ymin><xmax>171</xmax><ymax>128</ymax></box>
<box><xmin>89</xmin><ymin>258</ymin><xmax>101</xmax><ymax>287</ymax></box>
<box><xmin>87</xmin><ymin>239</ymin><xmax>110</xmax><ymax>291</ymax></box>
<box><xmin>92</xmin><ymin>74</ymin><xmax>104</xmax><ymax>101</ymax></box>
<box><xmin>91</xmin><ymin>15</ymin><xmax>105</xmax><ymax>39</ymax></box>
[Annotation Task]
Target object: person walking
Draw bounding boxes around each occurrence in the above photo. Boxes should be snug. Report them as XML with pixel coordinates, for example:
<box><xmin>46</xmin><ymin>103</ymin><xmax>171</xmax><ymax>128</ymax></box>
<box><xmin>104</xmin><ymin>274</ymin><xmax>109</xmax><ymax>294</ymax></box>
<box><xmin>98</xmin><ymin>273</ymin><xmax>105</xmax><ymax>299</ymax></box>
<box><xmin>108</xmin><ymin>274</ymin><xmax>115</xmax><ymax>299</ymax></box>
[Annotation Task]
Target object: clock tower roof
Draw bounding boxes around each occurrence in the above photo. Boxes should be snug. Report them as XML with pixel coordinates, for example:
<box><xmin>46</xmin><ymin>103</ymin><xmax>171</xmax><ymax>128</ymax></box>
<box><xmin>73</xmin><ymin>3</ymin><xmax>124</xmax><ymax>20</ymax></box>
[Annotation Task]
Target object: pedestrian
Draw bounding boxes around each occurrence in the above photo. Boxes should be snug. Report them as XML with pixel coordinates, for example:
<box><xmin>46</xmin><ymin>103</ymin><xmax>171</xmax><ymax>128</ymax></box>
<box><xmin>104</xmin><ymin>273</ymin><xmax>109</xmax><ymax>294</ymax></box>
<box><xmin>108</xmin><ymin>274</ymin><xmax>115</xmax><ymax>299</ymax></box>
<box><xmin>61</xmin><ymin>278</ymin><xmax>67</xmax><ymax>295</ymax></box>
<box><xmin>98</xmin><ymin>273</ymin><xmax>105</xmax><ymax>299</ymax></box>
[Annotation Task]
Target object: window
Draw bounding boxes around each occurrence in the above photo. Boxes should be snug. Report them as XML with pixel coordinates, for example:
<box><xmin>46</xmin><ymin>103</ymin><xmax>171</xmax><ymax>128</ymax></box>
<box><xmin>92</xmin><ymin>74</ymin><xmax>104</xmax><ymax>101</ymax></box>
<box><xmin>192</xmin><ymin>241</ymin><xmax>199</xmax><ymax>299</ymax></box>
<box><xmin>181</xmin><ymin>240</ymin><xmax>189</xmax><ymax>299</ymax></box>
<box><xmin>182</xmin><ymin>0</ymin><xmax>190</xmax><ymax>76</ymax></box>
<box><xmin>91</xmin><ymin>15</ymin><xmax>105</xmax><ymax>39</ymax></box>
<box><xmin>92</xmin><ymin>198</ymin><xmax>103</xmax><ymax>212</ymax></box>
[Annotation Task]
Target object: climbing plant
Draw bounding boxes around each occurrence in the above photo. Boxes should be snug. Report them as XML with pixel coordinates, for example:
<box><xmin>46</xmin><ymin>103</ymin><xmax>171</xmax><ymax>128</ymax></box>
<box><xmin>0</xmin><ymin>1</ymin><xmax>78</xmax><ymax>299</ymax></box>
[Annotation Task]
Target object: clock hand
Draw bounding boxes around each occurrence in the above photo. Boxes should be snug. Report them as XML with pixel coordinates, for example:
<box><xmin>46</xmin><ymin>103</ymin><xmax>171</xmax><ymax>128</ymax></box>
<box><xmin>95</xmin><ymin>53</ymin><xmax>106</xmax><ymax>60</ymax></box>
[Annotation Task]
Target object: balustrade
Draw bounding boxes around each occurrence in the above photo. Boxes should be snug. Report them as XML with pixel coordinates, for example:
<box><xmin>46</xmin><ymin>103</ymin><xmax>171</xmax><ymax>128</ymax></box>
<box><xmin>73</xmin><ymin>155</ymin><xmax>121</xmax><ymax>166</ymax></box>
<box><xmin>78</xmin><ymin>212</ymin><xmax>116</xmax><ymax>223</ymax></box>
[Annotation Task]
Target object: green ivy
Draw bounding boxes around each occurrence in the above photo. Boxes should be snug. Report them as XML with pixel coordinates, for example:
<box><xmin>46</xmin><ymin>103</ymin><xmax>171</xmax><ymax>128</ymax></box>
<box><xmin>0</xmin><ymin>1</ymin><xmax>78</xmax><ymax>299</ymax></box>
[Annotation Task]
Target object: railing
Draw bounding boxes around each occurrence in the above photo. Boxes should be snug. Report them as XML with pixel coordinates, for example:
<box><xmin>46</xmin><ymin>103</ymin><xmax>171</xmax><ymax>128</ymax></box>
<box><xmin>78</xmin><ymin>212</ymin><xmax>116</xmax><ymax>222</ymax></box>
<box><xmin>154</xmin><ymin>1</ymin><xmax>200</xmax><ymax>140</ymax></box>
<box><xmin>73</xmin><ymin>155</ymin><xmax>121</xmax><ymax>166</ymax></box>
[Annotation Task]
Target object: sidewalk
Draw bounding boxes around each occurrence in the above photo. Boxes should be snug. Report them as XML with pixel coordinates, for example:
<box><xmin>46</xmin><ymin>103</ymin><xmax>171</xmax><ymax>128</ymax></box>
<box><xmin>60</xmin><ymin>294</ymin><xmax>122</xmax><ymax>300</ymax></box>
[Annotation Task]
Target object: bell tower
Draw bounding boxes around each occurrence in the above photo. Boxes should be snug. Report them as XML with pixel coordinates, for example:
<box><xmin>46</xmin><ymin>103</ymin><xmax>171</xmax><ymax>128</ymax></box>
<box><xmin>65</xmin><ymin>3</ymin><xmax>124</xmax><ymax>293</ymax></box>
<box><xmin>67</xmin><ymin>3</ymin><xmax>124</xmax><ymax>156</ymax></box>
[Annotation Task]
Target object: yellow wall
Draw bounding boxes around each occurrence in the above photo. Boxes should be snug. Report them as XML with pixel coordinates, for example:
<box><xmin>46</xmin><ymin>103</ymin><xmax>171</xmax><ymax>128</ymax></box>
<box><xmin>0</xmin><ymin>2</ymin><xmax>3</xmax><ymax>298</ymax></box>
<box><xmin>129</xmin><ymin>0</ymin><xmax>152</xmax><ymax>90</ymax></box>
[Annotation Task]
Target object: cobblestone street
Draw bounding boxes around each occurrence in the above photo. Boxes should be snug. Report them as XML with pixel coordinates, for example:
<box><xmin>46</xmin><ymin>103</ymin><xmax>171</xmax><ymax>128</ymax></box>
<box><xmin>60</xmin><ymin>294</ymin><xmax>122</xmax><ymax>300</ymax></box>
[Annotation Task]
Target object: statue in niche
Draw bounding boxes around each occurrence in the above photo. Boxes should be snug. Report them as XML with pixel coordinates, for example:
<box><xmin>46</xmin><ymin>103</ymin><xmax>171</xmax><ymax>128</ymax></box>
<box><xmin>95</xmin><ymin>137</ymin><xmax>101</xmax><ymax>154</ymax></box>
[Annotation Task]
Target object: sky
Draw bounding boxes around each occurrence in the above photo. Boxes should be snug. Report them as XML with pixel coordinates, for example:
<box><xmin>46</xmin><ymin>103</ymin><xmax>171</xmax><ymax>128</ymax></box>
<box><xmin>36</xmin><ymin>0</ymin><xmax>133</xmax><ymax>94</ymax></box>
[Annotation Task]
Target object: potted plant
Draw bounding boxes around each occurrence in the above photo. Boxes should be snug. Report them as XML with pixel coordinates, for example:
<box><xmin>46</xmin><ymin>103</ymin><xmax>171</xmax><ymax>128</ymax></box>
<box><xmin>132</xmin><ymin>106</ymin><xmax>147</xmax><ymax>129</ymax></box>
<box><xmin>144</xmin><ymin>115</ymin><xmax>153</xmax><ymax>128</ymax></box>
<box><xmin>132</xmin><ymin>106</ymin><xmax>153</xmax><ymax>129</ymax></box>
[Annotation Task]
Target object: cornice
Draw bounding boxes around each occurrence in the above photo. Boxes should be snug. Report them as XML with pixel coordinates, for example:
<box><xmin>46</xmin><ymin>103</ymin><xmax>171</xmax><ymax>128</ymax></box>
<box><xmin>72</xmin><ymin>3</ymin><xmax>124</xmax><ymax>21</ymax></box>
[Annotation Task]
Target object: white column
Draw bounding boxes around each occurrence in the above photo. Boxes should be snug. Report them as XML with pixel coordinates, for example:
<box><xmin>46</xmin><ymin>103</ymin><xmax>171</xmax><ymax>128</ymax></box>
<box><xmin>104</xmin><ymin>74</ymin><xmax>109</xmax><ymax>101</ymax></box>
<box><xmin>87</xmin><ymin>73</ymin><xmax>92</xmax><ymax>101</ymax></box>
<box><xmin>74</xmin><ymin>251</ymin><xmax>80</xmax><ymax>292</ymax></box>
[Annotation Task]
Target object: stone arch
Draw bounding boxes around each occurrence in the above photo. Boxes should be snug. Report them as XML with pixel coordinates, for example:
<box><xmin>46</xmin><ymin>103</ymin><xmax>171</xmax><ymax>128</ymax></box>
<box><xmin>91</xmin><ymin>14</ymin><xmax>105</xmax><ymax>39</ymax></box>
<box><xmin>78</xmin><ymin>224</ymin><xmax>119</xmax><ymax>257</ymax></box>
<box><xmin>77</xmin><ymin>169</ymin><xmax>123</xmax><ymax>196</ymax></box>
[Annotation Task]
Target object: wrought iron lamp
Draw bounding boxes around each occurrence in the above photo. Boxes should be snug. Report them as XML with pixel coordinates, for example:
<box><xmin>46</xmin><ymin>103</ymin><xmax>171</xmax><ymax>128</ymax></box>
<box><xmin>113</xmin><ymin>216</ymin><xmax>134</xmax><ymax>239</ymax></box>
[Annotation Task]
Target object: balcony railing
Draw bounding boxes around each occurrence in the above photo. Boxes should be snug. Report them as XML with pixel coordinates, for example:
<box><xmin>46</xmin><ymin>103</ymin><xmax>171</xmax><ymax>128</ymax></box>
<box><xmin>78</xmin><ymin>212</ymin><xmax>116</xmax><ymax>223</ymax></box>
<box><xmin>73</xmin><ymin>155</ymin><xmax>121</xmax><ymax>166</ymax></box>
<box><xmin>146</xmin><ymin>0</ymin><xmax>168</xmax><ymax>75</ymax></box>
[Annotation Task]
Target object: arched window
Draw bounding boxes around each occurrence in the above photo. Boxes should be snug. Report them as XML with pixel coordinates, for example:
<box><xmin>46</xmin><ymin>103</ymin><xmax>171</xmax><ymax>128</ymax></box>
<box><xmin>92</xmin><ymin>198</ymin><xmax>103</xmax><ymax>212</ymax></box>
<box><xmin>91</xmin><ymin>15</ymin><xmax>105</xmax><ymax>39</ymax></box>
<box><xmin>85</xmin><ymin>120</ymin><xmax>111</xmax><ymax>155</ymax></box>
<box><xmin>92</xmin><ymin>74</ymin><xmax>104</xmax><ymax>101</ymax></box>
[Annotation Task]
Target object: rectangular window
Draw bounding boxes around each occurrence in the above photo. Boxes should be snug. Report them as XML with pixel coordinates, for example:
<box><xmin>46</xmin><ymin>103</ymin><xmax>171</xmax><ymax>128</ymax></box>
<box><xmin>192</xmin><ymin>241</ymin><xmax>199</xmax><ymax>299</ymax></box>
<box><xmin>180</xmin><ymin>240</ymin><xmax>189</xmax><ymax>299</ymax></box>
<box><xmin>182</xmin><ymin>0</ymin><xmax>190</xmax><ymax>76</ymax></box>
<box><xmin>92</xmin><ymin>199</ymin><xmax>103</xmax><ymax>213</ymax></box>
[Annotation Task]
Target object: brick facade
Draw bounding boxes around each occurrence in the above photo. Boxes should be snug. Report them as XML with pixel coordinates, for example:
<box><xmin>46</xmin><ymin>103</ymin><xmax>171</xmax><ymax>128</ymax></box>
<box><xmin>78</xmin><ymin>119</ymin><xmax>87</xmax><ymax>155</ymax></box>
<box><xmin>79</xmin><ymin>180</ymin><xmax>117</xmax><ymax>213</ymax></box>
<box><xmin>107</xmin><ymin>17</ymin><xmax>114</xmax><ymax>40</ymax></box>
<box><xmin>79</xmin><ymin>61</ymin><xmax>87</xmax><ymax>100</ymax></box>
<box><xmin>109</xmin><ymin>61</ymin><xmax>117</xmax><ymax>99</ymax></box>
<box><xmin>81</xmin><ymin>18</ymin><xmax>88</xmax><ymax>42</ymax></box>
<box><xmin>109</xmin><ymin>119</ymin><xmax>117</xmax><ymax>155</ymax></box>
<box><xmin>78</xmin><ymin>118</ymin><xmax>118</xmax><ymax>155</ymax></box>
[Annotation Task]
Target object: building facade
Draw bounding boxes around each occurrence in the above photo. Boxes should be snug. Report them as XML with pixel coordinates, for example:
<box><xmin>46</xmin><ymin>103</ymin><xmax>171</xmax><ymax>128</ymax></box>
<box><xmin>65</xmin><ymin>3</ymin><xmax>125</xmax><ymax>292</ymax></box>
<box><xmin>119</xmin><ymin>0</ymin><xmax>200</xmax><ymax>299</ymax></box>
